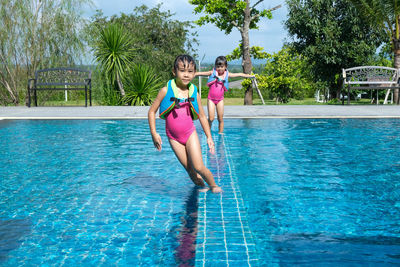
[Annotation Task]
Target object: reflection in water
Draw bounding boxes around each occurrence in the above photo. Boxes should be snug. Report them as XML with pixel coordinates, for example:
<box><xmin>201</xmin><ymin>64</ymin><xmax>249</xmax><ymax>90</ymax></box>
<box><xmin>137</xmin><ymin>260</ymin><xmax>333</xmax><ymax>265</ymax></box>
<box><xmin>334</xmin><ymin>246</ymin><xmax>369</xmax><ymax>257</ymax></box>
<box><xmin>0</xmin><ymin>119</ymin><xmax>14</xmax><ymax>129</ymax></box>
<box><xmin>175</xmin><ymin>187</ymin><xmax>199</xmax><ymax>266</ymax></box>
<box><xmin>109</xmin><ymin>173</ymin><xmax>179</xmax><ymax>198</ymax></box>
<box><xmin>0</xmin><ymin>218</ymin><xmax>32</xmax><ymax>263</ymax></box>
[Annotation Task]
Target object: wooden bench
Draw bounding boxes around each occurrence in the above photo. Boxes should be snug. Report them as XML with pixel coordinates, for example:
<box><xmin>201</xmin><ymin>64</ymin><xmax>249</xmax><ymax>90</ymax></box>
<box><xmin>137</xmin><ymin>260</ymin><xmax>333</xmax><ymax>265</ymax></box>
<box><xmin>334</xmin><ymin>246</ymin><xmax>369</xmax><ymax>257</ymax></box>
<box><xmin>342</xmin><ymin>66</ymin><xmax>400</xmax><ymax>105</ymax></box>
<box><xmin>27</xmin><ymin>67</ymin><xmax>92</xmax><ymax>107</ymax></box>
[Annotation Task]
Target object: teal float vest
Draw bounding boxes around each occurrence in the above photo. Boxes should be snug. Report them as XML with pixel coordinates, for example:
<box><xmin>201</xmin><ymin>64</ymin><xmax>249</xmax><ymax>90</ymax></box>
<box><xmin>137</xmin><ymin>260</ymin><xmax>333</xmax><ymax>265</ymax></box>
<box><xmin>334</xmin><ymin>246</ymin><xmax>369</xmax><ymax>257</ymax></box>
<box><xmin>159</xmin><ymin>79</ymin><xmax>200</xmax><ymax>120</ymax></box>
<box><xmin>207</xmin><ymin>68</ymin><xmax>229</xmax><ymax>90</ymax></box>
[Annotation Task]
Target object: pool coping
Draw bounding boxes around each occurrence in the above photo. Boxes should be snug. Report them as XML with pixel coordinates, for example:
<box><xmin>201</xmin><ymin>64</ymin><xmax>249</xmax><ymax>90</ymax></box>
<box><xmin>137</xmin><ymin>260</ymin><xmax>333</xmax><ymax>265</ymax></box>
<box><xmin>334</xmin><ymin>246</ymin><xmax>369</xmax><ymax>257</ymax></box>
<box><xmin>0</xmin><ymin>105</ymin><xmax>400</xmax><ymax>119</ymax></box>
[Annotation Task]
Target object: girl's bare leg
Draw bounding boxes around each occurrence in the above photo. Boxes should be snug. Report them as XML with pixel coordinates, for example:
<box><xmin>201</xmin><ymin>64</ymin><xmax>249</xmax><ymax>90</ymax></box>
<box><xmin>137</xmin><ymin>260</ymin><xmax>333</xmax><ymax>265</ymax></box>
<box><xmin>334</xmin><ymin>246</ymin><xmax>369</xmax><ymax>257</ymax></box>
<box><xmin>168</xmin><ymin>137</ymin><xmax>205</xmax><ymax>187</ymax></box>
<box><xmin>185</xmin><ymin>131</ymin><xmax>222</xmax><ymax>193</ymax></box>
<box><xmin>207</xmin><ymin>99</ymin><xmax>216</xmax><ymax>130</ymax></box>
<box><xmin>216</xmin><ymin>99</ymin><xmax>224</xmax><ymax>134</ymax></box>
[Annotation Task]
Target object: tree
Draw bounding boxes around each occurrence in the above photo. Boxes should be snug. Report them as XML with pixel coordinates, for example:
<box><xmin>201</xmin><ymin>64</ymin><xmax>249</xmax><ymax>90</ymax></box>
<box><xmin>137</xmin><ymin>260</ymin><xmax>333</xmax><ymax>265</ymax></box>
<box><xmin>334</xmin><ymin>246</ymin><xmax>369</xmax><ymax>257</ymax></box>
<box><xmin>93</xmin><ymin>23</ymin><xmax>135</xmax><ymax>97</ymax></box>
<box><xmin>257</xmin><ymin>46</ymin><xmax>315</xmax><ymax>103</ymax></box>
<box><xmin>190</xmin><ymin>0</ymin><xmax>280</xmax><ymax>105</ymax></box>
<box><xmin>349</xmin><ymin>0</ymin><xmax>400</xmax><ymax>104</ymax></box>
<box><xmin>285</xmin><ymin>0</ymin><xmax>385</xmax><ymax>99</ymax></box>
<box><xmin>87</xmin><ymin>5</ymin><xmax>197</xmax><ymax>81</ymax></box>
<box><xmin>0</xmin><ymin>0</ymin><xmax>92</xmax><ymax>105</ymax></box>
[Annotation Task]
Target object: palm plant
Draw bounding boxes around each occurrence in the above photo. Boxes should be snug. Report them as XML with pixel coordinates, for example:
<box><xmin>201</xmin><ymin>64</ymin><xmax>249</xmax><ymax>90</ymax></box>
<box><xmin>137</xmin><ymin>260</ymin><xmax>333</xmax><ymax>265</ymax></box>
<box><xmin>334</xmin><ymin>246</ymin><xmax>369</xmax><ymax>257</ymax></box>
<box><xmin>349</xmin><ymin>0</ymin><xmax>400</xmax><ymax>103</ymax></box>
<box><xmin>93</xmin><ymin>23</ymin><xmax>135</xmax><ymax>97</ymax></box>
<box><xmin>122</xmin><ymin>64</ymin><xmax>163</xmax><ymax>106</ymax></box>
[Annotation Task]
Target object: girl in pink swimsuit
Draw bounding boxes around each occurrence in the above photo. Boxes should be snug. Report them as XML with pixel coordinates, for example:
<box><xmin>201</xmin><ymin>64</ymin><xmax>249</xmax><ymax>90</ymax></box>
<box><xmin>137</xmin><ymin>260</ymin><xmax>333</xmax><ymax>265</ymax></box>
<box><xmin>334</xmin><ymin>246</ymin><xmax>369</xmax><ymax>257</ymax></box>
<box><xmin>165</xmin><ymin>98</ymin><xmax>196</xmax><ymax>145</ymax></box>
<box><xmin>148</xmin><ymin>55</ymin><xmax>222</xmax><ymax>193</ymax></box>
<box><xmin>195</xmin><ymin>56</ymin><xmax>254</xmax><ymax>134</ymax></box>
<box><xmin>207</xmin><ymin>70</ymin><xmax>227</xmax><ymax>105</ymax></box>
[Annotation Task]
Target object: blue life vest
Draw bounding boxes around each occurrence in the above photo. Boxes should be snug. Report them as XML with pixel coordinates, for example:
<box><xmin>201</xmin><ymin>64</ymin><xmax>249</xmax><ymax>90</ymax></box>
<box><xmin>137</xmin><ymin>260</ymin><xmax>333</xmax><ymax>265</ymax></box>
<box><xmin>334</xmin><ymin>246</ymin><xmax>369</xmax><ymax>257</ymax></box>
<box><xmin>159</xmin><ymin>79</ymin><xmax>200</xmax><ymax>120</ymax></box>
<box><xmin>207</xmin><ymin>68</ymin><xmax>229</xmax><ymax>90</ymax></box>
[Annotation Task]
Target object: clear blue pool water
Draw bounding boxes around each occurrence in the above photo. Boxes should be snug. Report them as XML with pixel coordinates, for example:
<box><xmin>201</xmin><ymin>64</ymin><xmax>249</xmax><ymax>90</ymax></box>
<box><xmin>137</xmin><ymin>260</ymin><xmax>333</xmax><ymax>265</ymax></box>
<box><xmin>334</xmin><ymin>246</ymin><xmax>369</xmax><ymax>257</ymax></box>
<box><xmin>0</xmin><ymin>119</ymin><xmax>199</xmax><ymax>266</ymax></box>
<box><xmin>222</xmin><ymin>119</ymin><xmax>400</xmax><ymax>266</ymax></box>
<box><xmin>1</xmin><ymin>119</ymin><xmax>400</xmax><ymax>266</ymax></box>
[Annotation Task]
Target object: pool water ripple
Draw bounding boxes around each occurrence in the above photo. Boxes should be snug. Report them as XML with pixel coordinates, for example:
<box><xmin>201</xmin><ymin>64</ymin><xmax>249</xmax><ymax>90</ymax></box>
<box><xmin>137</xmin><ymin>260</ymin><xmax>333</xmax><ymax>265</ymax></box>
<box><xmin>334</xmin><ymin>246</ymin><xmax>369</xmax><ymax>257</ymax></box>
<box><xmin>222</xmin><ymin>119</ymin><xmax>400</xmax><ymax>265</ymax></box>
<box><xmin>1</xmin><ymin>119</ymin><xmax>400</xmax><ymax>266</ymax></box>
<box><xmin>0</xmin><ymin>120</ymin><xmax>198</xmax><ymax>266</ymax></box>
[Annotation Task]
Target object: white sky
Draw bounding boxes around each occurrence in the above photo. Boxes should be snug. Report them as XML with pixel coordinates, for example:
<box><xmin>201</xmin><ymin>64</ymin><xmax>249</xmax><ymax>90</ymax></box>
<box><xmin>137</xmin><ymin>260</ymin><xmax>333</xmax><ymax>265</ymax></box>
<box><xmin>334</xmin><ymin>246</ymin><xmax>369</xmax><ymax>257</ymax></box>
<box><xmin>87</xmin><ymin>0</ymin><xmax>288</xmax><ymax>63</ymax></box>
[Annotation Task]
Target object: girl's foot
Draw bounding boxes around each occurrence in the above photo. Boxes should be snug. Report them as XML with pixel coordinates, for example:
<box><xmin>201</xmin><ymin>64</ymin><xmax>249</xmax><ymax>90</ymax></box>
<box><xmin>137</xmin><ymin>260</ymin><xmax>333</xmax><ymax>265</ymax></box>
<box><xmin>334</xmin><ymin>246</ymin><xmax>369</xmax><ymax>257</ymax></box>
<box><xmin>210</xmin><ymin>186</ymin><xmax>222</xmax><ymax>193</ymax></box>
<box><xmin>197</xmin><ymin>186</ymin><xmax>210</xmax><ymax>193</ymax></box>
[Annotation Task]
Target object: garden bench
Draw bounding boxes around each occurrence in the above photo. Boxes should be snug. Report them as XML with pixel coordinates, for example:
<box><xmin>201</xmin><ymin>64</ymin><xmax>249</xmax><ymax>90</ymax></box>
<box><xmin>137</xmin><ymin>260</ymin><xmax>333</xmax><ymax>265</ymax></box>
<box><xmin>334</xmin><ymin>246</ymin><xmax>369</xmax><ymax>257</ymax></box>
<box><xmin>27</xmin><ymin>67</ymin><xmax>92</xmax><ymax>107</ymax></box>
<box><xmin>342</xmin><ymin>66</ymin><xmax>400</xmax><ymax>105</ymax></box>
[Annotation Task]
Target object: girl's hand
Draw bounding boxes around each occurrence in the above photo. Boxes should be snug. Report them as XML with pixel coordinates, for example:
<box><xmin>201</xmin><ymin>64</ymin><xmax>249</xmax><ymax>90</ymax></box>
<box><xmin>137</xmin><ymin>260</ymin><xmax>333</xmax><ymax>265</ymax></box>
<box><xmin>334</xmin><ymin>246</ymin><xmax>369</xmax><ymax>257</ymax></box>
<box><xmin>152</xmin><ymin>132</ymin><xmax>162</xmax><ymax>151</ymax></box>
<box><xmin>207</xmin><ymin>137</ymin><xmax>215</xmax><ymax>154</ymax></box>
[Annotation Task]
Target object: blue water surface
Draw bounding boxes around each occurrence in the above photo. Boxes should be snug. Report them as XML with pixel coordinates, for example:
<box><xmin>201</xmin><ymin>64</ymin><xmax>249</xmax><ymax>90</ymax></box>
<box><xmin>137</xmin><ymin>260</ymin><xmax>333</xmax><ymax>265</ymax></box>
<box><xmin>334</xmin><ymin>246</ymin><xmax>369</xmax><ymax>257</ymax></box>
<box><xmin>1</xmin><ymin>119</ymin><xmax>400</xmax><ymax>266</ymax></box>
<box><xmin>222</xmin><ymin>119</ymin><xmax>400</xmax><ymax>266</ymax></box>
<box><xmin>0</xmin><ymin>119</ymin><xmax>198</xmax><ymax>266</ymax></box>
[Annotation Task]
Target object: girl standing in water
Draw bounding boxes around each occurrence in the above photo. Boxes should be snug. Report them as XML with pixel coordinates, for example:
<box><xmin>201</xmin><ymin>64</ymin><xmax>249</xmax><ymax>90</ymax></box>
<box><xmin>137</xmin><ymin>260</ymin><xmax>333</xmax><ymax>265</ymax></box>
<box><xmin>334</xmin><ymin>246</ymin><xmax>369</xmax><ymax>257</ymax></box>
<box><xmin>196</xmin><ymin>56</ymin><xmax>254</xmax><ymax>133</ymax></box>
<box><xmin>148</xmin><ymin>55</ymin><xmax>222</xmax><ymax>193</ymax></box>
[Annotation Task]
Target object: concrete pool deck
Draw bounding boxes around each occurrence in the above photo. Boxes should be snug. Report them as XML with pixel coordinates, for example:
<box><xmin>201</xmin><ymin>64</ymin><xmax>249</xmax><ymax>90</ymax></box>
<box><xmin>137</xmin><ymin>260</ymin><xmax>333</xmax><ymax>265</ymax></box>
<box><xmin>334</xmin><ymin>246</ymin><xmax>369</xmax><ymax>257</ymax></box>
<box><xmin>0</xmin><ymin>105</ymin><xmax>400</xmax><ymax>119</ymax></box>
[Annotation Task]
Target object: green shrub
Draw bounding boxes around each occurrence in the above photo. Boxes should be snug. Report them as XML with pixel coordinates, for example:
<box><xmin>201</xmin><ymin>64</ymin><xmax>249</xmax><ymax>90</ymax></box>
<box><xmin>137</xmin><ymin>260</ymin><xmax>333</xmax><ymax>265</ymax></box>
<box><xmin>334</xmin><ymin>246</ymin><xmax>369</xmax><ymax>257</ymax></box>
<box><xmin>122</xmin><ymin>64</ymin><xmax>163</xmax><ymax>106</ymax></box>
<box><xmin>327</xmin><ymin>98</ymin><xmax>340</xmax><ymax>105</ymax></box>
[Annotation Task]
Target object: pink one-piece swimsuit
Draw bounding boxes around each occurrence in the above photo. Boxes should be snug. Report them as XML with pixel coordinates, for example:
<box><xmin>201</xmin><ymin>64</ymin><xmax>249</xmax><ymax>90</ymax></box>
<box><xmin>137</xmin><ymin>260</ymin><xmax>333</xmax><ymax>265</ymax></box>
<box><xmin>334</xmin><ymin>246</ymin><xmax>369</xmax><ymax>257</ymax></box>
<box><xmin>165</xmin><ymin>101</ymin><xmax>196</xmax><ymax>145</ymax></box>
<box><xmin>207</xmin><ymin>71</ymin><xmax>227</xmax><ymax>105</ymax></box>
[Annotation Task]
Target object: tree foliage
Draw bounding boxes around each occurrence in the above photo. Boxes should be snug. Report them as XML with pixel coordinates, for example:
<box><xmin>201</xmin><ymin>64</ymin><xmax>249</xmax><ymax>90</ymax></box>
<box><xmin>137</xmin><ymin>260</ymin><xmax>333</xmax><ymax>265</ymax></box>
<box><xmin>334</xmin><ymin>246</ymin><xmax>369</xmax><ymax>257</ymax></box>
<box><xmin>122</xmin><ymin>64</ymin><xmax>163</xmax><ymax>106</ymax></box>
<box><xmin>349</xmin><ymin>0</ymin><xmax>400</xmax><ymax>43</ymax></box>
<box><xmin>191</xmin><ymin>0</ymin><xmax>272</xmax><ymax>34</ymax></box>
<box><xmin>226</xmin><ymin>43</ymin><xmax>269</xmax><ymax>61</ymax></box>
<box><xmin>285</xmin><ymin>0</ymin><xmax>385</xmax><ymax>97</ymax></box>
<box><xmin>93</xmin><ymin>23</ymin><xmax>135</xmax><ymax>97</ymax></box>
<box><xmin>256</xmin><ymin>46</ymin><xmax>315</xmax><ymax>103</ymax></box>
<box><xmin>87</xmin><ymin>4</ymin><xmax>197</xmax><ymax>81</ymax></box>
<box><xmin>348</xmin><ymin>0</ymin><xmax>400</xmax><ymax>103</ymax></box>
<box><xmin>190</xmin><ymin>0</ymin><xmax>279</xmax><ymax>104</ymax></box>
<box><xmin>0</xmin><ymin>0</ymin><xmax>92</xmax><ymax>105</ymax></box>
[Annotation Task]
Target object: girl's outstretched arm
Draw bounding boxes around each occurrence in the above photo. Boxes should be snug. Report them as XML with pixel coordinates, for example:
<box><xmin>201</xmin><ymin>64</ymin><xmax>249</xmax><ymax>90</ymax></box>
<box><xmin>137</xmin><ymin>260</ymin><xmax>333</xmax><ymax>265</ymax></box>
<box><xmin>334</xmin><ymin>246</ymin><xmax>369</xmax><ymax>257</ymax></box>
<box><xmin>148</xmin><ymin>87</ymin><xmax>167</xmax><ymax>151</ymax></box>
<box><xmin>228</xmin><ymin>72</ymin><xmax>255</xmax><ymax>78</ymax></box>
<box><xmin>196</xmin><ymin>92</ymin><xmax>215</xmax><ymax>154</ymax></box>
<box><xmin>195</xmin><ymin>70</ymin><xmax>213</xmax><ymax>77</ymax></box>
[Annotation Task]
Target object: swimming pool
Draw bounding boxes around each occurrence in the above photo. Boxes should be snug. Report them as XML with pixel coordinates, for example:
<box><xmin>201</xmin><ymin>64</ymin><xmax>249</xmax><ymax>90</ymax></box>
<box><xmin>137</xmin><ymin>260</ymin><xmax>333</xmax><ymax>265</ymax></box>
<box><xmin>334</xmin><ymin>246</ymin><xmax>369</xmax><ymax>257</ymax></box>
<box><xmin>1</xmin><ymin>119</ymin><xmax>399</xmax><ymax>266</ymax></box>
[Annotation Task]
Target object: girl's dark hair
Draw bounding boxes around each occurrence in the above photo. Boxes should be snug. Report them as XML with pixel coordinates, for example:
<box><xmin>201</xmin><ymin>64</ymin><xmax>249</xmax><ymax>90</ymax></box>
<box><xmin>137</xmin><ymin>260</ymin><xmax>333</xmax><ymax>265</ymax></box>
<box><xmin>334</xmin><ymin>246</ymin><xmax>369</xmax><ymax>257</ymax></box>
<box><xmin>174</xmin><ymin>55</ymin><xmax>197</xmax><ymax>71</ymax></box>
<box><xmin>215</xmin><ymin>56</ymin><xmax>227</xmax><ymax>67</ymax></box>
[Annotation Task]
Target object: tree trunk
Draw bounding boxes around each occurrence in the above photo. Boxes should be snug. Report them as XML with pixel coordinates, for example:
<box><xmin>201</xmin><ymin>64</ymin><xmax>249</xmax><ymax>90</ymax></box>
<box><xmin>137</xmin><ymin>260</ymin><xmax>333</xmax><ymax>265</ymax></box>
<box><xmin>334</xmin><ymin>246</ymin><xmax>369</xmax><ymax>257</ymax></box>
<box><xmin>0</xmin><ymin>48</ymin><xmax>18</xmax><ymax>104</ymax></box>
<box><xmin>0</xmin><ymin>78</ymin><xmax>17</xmax><ymax>104</ymax></box>
<box><xmin>242</xmin><ymin>0</ymin><xmax>253</xmax><ymax>105</ymax></box>
<box><xmin>116</xmin><ymin>72</ymin><xmax>125</xmax><ymax>97</ymax></box>
<box><xmin>394</xmin><ymin>39</ymin><xmax>400</xmax><ymax>104</ymax></box>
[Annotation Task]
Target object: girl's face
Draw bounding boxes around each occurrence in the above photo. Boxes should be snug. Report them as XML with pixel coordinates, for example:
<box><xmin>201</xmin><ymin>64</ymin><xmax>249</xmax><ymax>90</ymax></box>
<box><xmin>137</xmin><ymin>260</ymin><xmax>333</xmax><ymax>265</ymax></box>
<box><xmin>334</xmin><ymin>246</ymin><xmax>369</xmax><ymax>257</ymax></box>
<box><xmin>216</xmin><ymin>64</ymin><xmax>226</xmax><ymax>75</ymax></box>
<box><xmin>173</xmin><ymin>61</ymin><xmax>195</xmax><ymax>88</ymax></box>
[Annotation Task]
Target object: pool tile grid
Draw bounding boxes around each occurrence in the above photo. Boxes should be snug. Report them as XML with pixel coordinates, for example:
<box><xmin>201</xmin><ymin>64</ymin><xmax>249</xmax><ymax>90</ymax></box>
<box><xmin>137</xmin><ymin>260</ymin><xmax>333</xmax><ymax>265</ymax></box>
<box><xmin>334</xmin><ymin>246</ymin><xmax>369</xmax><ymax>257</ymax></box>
<box><xmin>76</xmin><ymin>186</ymin><xmax>129</xmax><ymax>265</ymax></box>
<box><xmin>83</xmin><ymin>194</ymin><xmax>177</xmax><ymax>266</ymax></box>
<box><xmin>109</xmin><ymin>196</ymin><xmax>177</xmax><ymax>266</ymax></box>
<box><xmin>2</xmin><ymin>183</ymin><xmax>178</xmax><ymax>266</ymax></box>
<box><xmin>196</xmin><ymin>133</ymin><xmax>259</xmax><ymax>267</ymax></box>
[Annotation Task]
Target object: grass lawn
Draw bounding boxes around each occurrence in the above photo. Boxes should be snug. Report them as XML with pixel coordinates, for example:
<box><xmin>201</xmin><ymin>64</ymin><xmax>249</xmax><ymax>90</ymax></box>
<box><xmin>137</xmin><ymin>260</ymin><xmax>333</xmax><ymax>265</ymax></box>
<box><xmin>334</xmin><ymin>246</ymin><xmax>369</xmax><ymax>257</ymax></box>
<box><xmin>36</xmin><ymin>100</ymin><xmax>100</xmax><ymax>106</ymax></box>
<box><xmin>201</xmin><ymin>97</ymin><xmax>325</xmax><ymax>106</ymax></box>
<box><xmin>43</xmin><ymin>97</ymin><xmax>394</xmax><ymax>107</ymax></box>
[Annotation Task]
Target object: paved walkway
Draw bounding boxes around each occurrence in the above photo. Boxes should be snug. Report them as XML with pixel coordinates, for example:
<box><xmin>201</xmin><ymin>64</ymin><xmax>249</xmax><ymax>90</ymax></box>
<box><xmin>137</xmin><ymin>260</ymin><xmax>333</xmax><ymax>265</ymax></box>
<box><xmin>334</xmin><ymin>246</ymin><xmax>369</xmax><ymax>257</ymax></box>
<box><xmin>0</xmin><ymin>105</ymin><xmax>400</xmax><ymax>119</ymax></box>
